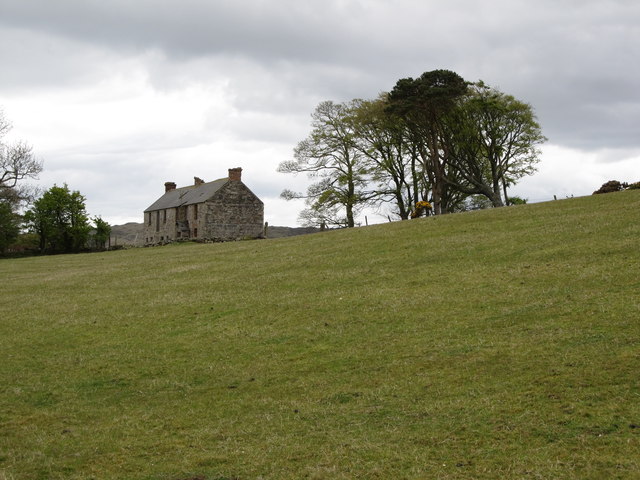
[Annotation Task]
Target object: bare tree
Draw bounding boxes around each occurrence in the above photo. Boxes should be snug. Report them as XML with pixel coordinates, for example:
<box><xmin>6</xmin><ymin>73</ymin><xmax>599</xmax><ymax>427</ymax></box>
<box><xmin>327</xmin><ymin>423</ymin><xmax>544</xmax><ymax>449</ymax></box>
<box><xmin>0</xmin><ymin>110</ymin><xmax>42</xmax><ymax>202</ymax></box>
<box><xmin>0</xmin><ymin>109</ymin><xmax>42</xmax><ymax>252</ymax></box>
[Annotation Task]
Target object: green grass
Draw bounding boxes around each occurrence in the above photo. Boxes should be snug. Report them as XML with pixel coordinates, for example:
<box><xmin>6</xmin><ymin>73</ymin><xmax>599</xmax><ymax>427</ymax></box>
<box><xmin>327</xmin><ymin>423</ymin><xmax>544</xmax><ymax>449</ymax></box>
<box><xmin>1</xmin><ymin>191</ymin><xmax>639</xmax><ymax>479</ymax></box>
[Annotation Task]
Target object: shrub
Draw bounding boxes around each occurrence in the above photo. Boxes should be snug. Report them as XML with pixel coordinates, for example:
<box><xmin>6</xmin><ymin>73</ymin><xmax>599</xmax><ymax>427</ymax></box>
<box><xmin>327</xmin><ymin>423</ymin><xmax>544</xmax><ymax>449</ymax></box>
<box><xmin>626</xmin><ymin>181</ymin><xmax>640</xmax><ymax>190</ymax></box>
<box><xmin>410</xmin><ymin>200</ymin><xmax>433</xmax><ymax>218</ymax></box>
<box><xmin>593</xmin><ymin>180</ymin><xmax>628</xmax><ymax>195</ymax></box>
<box><xmin>508</xmin><ymin>196</ymin><xmax>528</xmax><ymax>205</ymax></box>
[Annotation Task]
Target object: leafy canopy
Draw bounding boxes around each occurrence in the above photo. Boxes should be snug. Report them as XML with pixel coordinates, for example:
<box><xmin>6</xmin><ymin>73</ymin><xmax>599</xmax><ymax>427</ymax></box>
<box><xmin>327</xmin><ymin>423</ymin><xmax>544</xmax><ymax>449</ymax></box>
<box><xmin>24</xmin><ymin>184</ymin><xmax>91</xmax><ymax>254</ymax></box>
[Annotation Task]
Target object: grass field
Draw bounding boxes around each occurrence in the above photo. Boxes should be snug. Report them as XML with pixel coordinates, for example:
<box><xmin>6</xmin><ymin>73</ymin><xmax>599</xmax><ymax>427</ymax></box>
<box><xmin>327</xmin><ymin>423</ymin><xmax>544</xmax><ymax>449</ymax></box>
<box><xmin>1</xmin><ymin>191</ymin><xmax>639</xmax><ymax>479</ymax></box>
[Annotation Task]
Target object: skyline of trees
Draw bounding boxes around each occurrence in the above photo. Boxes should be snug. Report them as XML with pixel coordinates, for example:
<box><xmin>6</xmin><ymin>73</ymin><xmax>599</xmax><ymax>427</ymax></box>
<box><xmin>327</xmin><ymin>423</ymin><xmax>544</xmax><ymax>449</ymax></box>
<box><xmin>279</xmin><ymin>70</ymin><xmax>546</xmax><ymax>227</ymax></box>
<box><xmin>1</xmin><ymin>108</ymin><xmax>111</xmax><ymax>256</ymax></box>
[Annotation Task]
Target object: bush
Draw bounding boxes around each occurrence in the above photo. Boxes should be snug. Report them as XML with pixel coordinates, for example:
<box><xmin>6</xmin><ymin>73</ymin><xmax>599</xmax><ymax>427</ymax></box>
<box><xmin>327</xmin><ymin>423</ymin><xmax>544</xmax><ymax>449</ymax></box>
<box><xmin>593</xmin><ymin>180</ymin><xmax>627</xmax><ymax>195</ymax></box>
<box><xmin>508</xmin><ymin>196</ymin><xmax>528</xmax><ymax>205</ymax></box>
<box><xmin>626</xmin><ymin>181</ymin><xmax>640</xmax><ymax>190</ymax></box>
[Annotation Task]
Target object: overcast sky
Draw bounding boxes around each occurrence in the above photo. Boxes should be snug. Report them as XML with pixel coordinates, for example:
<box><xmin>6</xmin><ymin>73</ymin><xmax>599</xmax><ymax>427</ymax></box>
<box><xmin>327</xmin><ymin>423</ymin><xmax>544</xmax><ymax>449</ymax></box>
<box><xmin>1</xmin><ymin>0</ymin><xmax>638</xmax><ymax>226</ymax></box>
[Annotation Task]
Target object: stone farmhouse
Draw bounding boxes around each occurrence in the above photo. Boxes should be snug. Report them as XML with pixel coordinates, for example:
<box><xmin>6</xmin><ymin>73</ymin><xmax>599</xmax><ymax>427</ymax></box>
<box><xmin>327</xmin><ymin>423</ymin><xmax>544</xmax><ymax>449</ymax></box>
<box><xmin>143</xmin><ymin>167</ymin><xmax>264</xmax><ymax>245</ymax></box>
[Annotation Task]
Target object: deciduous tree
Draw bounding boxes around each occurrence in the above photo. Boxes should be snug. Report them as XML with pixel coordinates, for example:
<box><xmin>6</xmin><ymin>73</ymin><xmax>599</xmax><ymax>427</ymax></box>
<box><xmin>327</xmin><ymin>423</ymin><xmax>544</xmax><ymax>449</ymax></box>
<box><xmin>0</xmin><ymin>109</ymin><xmax>42</xmax><ymax>203</ymax></box>
<box><xmin>351</xmin><ymin>95</ymin><xmax>425</xmax><ymax>220</ymax></box>
<box><xmin>0</xmin><ymin>109</ymin><xmax>42</xmax><ymax>250</ymax></box>
<box><xmin>92</xmin><ymin>216</ymin><xmax>111</xmax><ymax>250</ymax></box>
<box><xmin>278</xmin><ymin>101</ymin><xmax>372</xmax><ymax>228</ymax></box>
<box><xmin>444</xmin><ymin>83</ymin><xmax>545</xmax><ymax>207</ymax></box>
<box><xmin>24</xmin><ymin>184</ymin><xmax>91</xmax><ymax>254</ymax></box>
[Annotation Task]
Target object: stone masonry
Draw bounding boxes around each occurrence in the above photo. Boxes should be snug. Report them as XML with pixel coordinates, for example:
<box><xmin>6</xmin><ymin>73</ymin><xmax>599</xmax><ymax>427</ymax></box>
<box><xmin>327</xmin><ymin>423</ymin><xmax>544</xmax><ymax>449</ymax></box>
<box><xmin>143</xmin><ymin>167</ymin><xmax>264</xmax><ymax>245</ymax></box>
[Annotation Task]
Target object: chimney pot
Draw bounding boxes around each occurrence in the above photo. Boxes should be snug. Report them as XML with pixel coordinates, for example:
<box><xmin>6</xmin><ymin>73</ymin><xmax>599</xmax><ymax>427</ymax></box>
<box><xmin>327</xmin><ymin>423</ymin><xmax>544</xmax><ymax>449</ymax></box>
<box><xmin>228</xmin><ymin>167</ymin><xmax>242</xmax><ymax>182</ymax></box>
<box><xmin>164</xmin><ymin>182</ymin><xmax>177</xmax><ymax>193</ymax></box>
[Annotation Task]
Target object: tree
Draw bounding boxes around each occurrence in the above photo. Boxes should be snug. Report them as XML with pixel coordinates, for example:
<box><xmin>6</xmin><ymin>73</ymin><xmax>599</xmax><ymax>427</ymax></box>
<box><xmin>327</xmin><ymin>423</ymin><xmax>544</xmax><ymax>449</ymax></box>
<box><xmin>0</xmin><ymin>109</ymin><xmax>42</xmax><ymax>251</ymax></box>
<box><xmin>24</xmin><ymin>184</ymin><xmax>91</xmax><ymax>254</ymax></box>
<box><xmin>0</xmin><ymin>109</ymin><xmax>42</xmax><ymax>205</ymax></box>
<box><xmin>387</xmin><ymin>70</ymin><xmax>468</xmax><ymax>215</ymax></box>
<box><xmin>278</xmin><ymin>100</ymin><xmax>372</xmax><ymax>228</ymax></box>
<box><xmin>442</xmin><ymin>83</ymin><xmax>545</xmax><ymax>207</ymax></box>
<box><xmin>350</xmin><ymin>95</ymin><xmax>425</xmax><ymax>220</ymax></box>
<box><xmin>0</xmin><ymin>200</ymin><xmax>20</xmax><ymax>254</ymax></box>
<box><xmin>593</xmin><ymin>180</ymin><xmax>627</xmax><ymax>194</ymax></box>
<box><xmin>280</xmin><ymin>72</ymin><xmax>546</xmax><ymax>223</ymax></box>
<box><xmin>92</xmin><ymin>216</ymin><xmax>111</xmax><ymax>250</ymax></box>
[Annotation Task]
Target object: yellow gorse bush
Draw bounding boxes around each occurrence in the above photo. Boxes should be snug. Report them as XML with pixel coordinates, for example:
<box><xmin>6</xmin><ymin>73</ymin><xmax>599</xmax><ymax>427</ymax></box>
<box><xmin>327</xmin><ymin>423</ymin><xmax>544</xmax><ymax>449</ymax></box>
<box><xmin>411</xmin><ymin>200</ymin><xmax>432</xmax><ymax>218</ymax></box>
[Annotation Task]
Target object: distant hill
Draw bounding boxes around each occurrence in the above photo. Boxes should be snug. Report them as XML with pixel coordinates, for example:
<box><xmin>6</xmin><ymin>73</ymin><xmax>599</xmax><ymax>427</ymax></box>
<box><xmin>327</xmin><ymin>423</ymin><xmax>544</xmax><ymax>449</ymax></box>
<box><xmin>109</xmin><ymin>222</ymin><xmax>321</xmax><ymax>246</ymax></box>
<box><xmin>109</xmin><ymin>222</ymin><xmax>144</xmax><ymax>246</ymax></box>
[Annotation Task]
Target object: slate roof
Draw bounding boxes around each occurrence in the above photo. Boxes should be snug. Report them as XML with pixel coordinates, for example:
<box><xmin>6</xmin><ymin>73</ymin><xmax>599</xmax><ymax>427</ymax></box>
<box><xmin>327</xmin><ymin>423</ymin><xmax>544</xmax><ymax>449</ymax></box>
<box><xmin>144</xmin><ymin>177</ymin><xmax>228</xmax><ymax>212</ymax></box>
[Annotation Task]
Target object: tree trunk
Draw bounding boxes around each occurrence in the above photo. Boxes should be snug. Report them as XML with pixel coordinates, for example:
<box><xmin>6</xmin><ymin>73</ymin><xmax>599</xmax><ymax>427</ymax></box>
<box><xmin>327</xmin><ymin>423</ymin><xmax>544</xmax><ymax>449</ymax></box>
<box><xmin>431</xmin><ymin>153</ymin><xmax>444</xmax><ymax>215</ymax></box>
<box><xmin>346</xmin><ymin>204</ymin><xmax>354</xmax><ymax>227</ymax></box>
<box><xmin>396</xmin><ymin>191</ymin><xmax>409</xmax><ymax>220</ymax></box>
<box><xmin>489</xmin><ymin>191</ymin><xmax>505</xmax><ymax>208</ymax></box>
<box><xmin>502</xmin><ymin>180</ymin><xmax>510</xmax><ymax>206</ymax></box>
<box><xmin>346</xmin><ymin>177</ymin><xmax>355</xmax><ymax>228</ymax></box>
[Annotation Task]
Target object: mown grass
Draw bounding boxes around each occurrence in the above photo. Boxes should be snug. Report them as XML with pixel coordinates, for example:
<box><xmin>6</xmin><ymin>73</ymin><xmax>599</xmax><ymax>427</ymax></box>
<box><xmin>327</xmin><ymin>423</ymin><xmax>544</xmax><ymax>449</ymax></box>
<box><xmin>1</xmin><ymin>191</ymin><xmax>639</xmax><ymax>479</ymax></box>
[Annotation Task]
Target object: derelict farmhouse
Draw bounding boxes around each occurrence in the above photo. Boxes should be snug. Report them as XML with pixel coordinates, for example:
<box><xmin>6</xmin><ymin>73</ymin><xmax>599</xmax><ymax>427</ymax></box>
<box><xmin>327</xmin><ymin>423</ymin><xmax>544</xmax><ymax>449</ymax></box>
<box><xmin>143</xmin><ymin>167</ymin><xmax>264</xmax><ymax>245</ymax></box>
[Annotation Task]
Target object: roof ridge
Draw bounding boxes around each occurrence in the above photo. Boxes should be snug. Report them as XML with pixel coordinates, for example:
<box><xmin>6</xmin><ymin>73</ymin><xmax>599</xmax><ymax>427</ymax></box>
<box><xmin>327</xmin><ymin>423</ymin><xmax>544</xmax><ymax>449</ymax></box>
<box><xmin>143</xmin><ymin>176</ymin><xmax>230</xmax><ymax>212</ymax></box>
<box><xmin>174</xmin><ymin>177</ymin><xmax>227</xmax><ymax>191</ymax></box>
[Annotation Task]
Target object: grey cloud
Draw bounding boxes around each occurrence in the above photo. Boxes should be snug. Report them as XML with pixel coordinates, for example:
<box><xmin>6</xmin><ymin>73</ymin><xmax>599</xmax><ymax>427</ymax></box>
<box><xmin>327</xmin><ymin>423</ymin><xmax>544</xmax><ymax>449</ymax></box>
<box><xmin>1</xmin><ymin>0</ymin><xmax>639</xmax><ymax>226</ymax></box>
<box><xmin>0</xmin><ymin>26</ymin><xmax>124</xmax><ymax>92</ymax></box>
<box><xmin>0</xmin><ymin>0</ymin><xmax>367</xmax><ymax>64</ymax></box>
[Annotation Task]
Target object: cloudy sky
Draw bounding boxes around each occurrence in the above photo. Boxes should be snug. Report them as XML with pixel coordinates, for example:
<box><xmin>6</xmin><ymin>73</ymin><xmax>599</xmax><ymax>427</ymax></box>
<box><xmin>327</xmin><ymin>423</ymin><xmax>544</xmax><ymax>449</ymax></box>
<box><xmin>1</xmin><ymin>0</ymin><xmax>638</xmax><ymax>226</ymax></box>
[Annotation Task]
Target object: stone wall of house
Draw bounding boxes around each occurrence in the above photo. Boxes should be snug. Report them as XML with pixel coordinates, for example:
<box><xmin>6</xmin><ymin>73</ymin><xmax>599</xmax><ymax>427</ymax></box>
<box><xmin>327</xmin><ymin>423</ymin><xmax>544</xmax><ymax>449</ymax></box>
<box><xmin>143</xmin><ymin>207</ymin><xmax>178</xmax><ymax>244</ymax></box>
<box><xmin>203</xmin><ymin>182</ymin><xmax>264</xmax><ymax>241</ymax></box>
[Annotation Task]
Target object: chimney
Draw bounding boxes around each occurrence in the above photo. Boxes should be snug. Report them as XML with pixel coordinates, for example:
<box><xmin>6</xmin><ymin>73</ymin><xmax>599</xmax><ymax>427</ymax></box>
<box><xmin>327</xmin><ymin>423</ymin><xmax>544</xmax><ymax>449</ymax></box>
<box><xmin>194</xmin><ymin>176</ymin><xmax>205</xmax><ymax>186</ymax></box>
<box><xmin>228</xmin><ymin>167</ymin><xmax>242</xmax><ymax>182</ymax></box>
<box><xmin>164</xmin><ymin>182</ymin><xmax>177</xmax><ymax>193</ymax></box>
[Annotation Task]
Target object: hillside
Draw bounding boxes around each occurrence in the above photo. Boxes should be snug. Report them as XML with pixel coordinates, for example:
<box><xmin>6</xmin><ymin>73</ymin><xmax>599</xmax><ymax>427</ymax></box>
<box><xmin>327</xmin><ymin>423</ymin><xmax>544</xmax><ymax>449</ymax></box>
<box><xmin>1</xmin><ymin>191</ymin><xmax>639</xmax><ymax>479</ymax></box>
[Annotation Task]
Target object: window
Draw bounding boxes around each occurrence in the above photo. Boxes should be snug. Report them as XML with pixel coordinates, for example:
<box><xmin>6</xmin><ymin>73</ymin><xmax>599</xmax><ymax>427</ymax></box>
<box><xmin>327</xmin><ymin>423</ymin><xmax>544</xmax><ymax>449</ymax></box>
<box><xmin>155</xmin><ymin>211</ymin><xmax>160</xmax><ymax>232</ymax></box>
<box><xmin>193</xmin><ymin>228</ymin><xmax>198</xmax><ymax>238</ymax></box>
<box><xmin>193</xmin><ymin>204</ymin><xmax>198</xmax><ymax>220</ymax></box>
<box><xmin>147</xmin><ymin>212</ymin><xmax>151</xmax><ymax>226</ymax></box>
<box><xmin>163</xmin><ymin>209</ymin><xmax>167</xmax><ymax>224</ymax></box>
